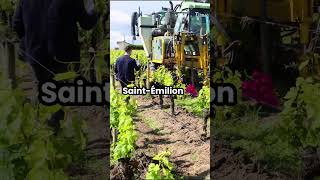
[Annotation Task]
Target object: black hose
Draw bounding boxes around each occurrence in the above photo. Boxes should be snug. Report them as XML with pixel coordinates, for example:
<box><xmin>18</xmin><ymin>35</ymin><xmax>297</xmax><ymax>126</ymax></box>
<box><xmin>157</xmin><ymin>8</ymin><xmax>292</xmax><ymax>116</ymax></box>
<box><xmin>131</xmin><ymin>12</ymin><xmax>138</xmax><ymax>40</ymax></box>
<box><xmin>174</xmin><ymin>4</ymin><xmax>181</xmax><ymax>12</ymax></box>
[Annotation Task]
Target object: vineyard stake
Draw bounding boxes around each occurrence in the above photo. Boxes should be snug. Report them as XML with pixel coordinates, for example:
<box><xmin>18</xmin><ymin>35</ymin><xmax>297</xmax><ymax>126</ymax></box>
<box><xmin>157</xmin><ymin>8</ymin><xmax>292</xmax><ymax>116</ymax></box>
<box><xmin>146</xmin><ymin>59</ymin><xmax>150</xmax><ymax>89</ymax></box>
<box><xmin>159</xmin><ymin>94</ymin><xmax>164</xmax><ymax>109</ymax></box>
<box><xmin>7</xmin><ymin>41</ymin><xmax>16</xmax><ymax>89</ymax></box>
<box><xmin>170</xmin><ymin>95</ymin><xmax>175</xmax><ymax>116</ymax></box>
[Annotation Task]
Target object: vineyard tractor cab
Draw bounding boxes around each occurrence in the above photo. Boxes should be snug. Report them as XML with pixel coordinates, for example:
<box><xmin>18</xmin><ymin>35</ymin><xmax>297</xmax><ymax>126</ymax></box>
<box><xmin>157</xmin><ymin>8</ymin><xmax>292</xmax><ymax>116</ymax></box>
<box><xmin>131</xmin><ymin>0</ymin><xmax>210</xmax><ymax>87</ymax></box>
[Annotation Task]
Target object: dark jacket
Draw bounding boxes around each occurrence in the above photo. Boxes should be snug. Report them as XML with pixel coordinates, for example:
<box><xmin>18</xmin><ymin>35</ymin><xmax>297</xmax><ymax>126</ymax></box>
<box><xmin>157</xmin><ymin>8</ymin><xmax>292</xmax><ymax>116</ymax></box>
<box><xmin>12</xmin><ymin>0</ymin><xmax>98</xmax><ymax>63</ymax></box>
<box><xmin>13</xmin><ymin>0</ymin><xmax>52</xmax><ymax>64</ymax></box>
<box><xmin>115</xmin><ymin>55</ymin><xmax>140</xmax><ymax>84</ymax></box>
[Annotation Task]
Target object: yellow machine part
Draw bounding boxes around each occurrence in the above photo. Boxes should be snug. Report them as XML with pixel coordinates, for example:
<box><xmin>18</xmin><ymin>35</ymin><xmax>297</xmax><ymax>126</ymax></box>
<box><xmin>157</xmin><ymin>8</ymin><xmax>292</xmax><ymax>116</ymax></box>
<box><xmin>216</xmin><ymin>0</ymin><xmax>313</xmax><ymax>44</ymax></box>
<box><xmin>174</xmin><ymin>33</ymin><xmax>209</xmax><ymax>76</ymax></box>
<box><xmin>152</xmin><ymin>34</ymin><xmax>209</xmax><ymax>76</ymax></box>
<box><xmin>198</xmin><ymin>36</ymin><xmax>209</xmax><ymax>75</ymax></box>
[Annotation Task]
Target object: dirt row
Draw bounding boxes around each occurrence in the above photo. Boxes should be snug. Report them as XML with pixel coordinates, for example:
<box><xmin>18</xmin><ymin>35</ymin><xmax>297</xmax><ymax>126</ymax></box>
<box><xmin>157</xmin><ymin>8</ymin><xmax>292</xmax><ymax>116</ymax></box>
<box><xmin>133</xmin><ymin>95</ymin><xmax>210</xmax><ymax>179</ymax></box>
<box><xmin>211</xmin><ymin>137</ymin><xmax>292</xmax><ymax>180</ymax></box>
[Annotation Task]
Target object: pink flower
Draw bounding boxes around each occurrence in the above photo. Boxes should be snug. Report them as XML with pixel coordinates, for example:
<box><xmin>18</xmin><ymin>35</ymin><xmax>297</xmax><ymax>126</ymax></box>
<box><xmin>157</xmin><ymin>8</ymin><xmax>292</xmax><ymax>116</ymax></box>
<box><xmin>260</xmin><ymin>75</ymin><xmax>273</xmax><ymax>87</ymax></box>
<box><xmin>259</xmin><ymin>86</ymin><xmax>273</xmax><ymax>97</ymax></box>
<box><xmin>186</xmin><ymin>84</ymin><xmax>198</xmax><ymax>97</ymax></box>
<box><xmin>242</xmin><ymin>90</ymin><xmax>250</xmax><ymax>98</ymax></box>
<box><xmin>241</xmin><ymin>81</ymin><xmax>251</xmax><ymax>91</ymax></box>
<box><xmin>241</xmin><ymin>70</ymin><xmax>279</xmax><ymax>107</ymax></box>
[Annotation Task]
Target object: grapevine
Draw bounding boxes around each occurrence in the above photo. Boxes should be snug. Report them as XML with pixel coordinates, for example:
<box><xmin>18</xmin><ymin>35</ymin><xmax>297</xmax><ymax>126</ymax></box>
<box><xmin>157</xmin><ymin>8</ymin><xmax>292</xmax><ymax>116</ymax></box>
<box><xmin>0</xmin><ymin>75</ymin><xmax>87</xmax><ymax>179</ymax></box>
<box><xmin>145</xmin><ymin>150</ymin><xmax>175</xmax><ymax>180</ymax></box>
<box><xmin>152</xmin><ymin>65</ymin><xmax>174</xmax><ymax>87</ymax></box>
<box><xmin>176</xmin><ymin>85</ymin><xmax>210</xmax><ymax>117</ymax></box>
<box><xmin>110</xmin><ymin>88</ymin><xmax>138</xmax><ymax>161</ymax></box>
<box><xmin>110</xmin><ymin>50</ymin><xmax>148</xmax><ymax>66</ymax></box>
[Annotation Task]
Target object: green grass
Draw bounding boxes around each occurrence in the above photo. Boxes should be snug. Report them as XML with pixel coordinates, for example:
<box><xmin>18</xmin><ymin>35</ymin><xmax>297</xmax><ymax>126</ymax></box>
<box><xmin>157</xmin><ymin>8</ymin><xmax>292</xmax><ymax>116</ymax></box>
<box><xmin>176</xmin><ymin>98</ymin><xmax>203</xmax><ymax>117</ymax></box>
<box><xmin>191</xmin><ymin>152</ymin><xmax>198</xmax><ymax>162</ymax></box>
<box><xmin>143</xmin><ymin>117</ymin><xmax>161</xmax><ymax>134</ymax></box>
<box><xmin>138</xmin><ymin>113</ymin><xmax>162</xmax><ymax>134</ymax></box>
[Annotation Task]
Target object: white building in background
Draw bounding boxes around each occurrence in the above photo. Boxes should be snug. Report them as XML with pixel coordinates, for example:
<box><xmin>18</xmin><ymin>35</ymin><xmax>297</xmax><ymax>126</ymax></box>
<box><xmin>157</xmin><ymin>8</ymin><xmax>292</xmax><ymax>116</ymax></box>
<box><xmin>116</xmin><ymin>40</ymin><xmax>131</xmax><ymax>50</ymax></box>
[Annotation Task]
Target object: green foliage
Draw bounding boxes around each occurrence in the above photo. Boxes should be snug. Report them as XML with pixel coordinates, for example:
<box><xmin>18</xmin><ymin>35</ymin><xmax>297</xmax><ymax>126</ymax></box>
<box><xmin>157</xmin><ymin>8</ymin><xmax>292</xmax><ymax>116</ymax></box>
<box><xmin>112</xmin><ymin>117</ymin><xmax>137</xmax><ymax>161</ymax></box>
<box><xmin>132</xmin><ymin>50</ymin><xmax>148</xmax><ymax>65</ymax></box>
<box><xmin>110</xmin><ymin>50</ymin><xmax>148</xmax><ymax>66</ymax></box>
<box><xmin>110</xmin><ymin>88</ymin><xmax>138</xmax><ymax>161</ymax></box>
<box><xmin>0</xmin><ymin>0</ymin><xmax>16</xmax><ymax>37</ymax></box>
<box><xmin>110</xmin><ymin>88</ymin><xmax>137</xmax><ymax>129</ymax></box>
<box><xmin>176</xmin><ymin>85</ymin><xmax>210</xmax><ymax>117</ymax></box>
<box><xmin>213</xmin><ymin>68</ymin><xmax>244</xmax><ymax>122</ymax></box>
<box><xmin>214</xmin><ymin>104</ymin><xmax>302</xmax><ymax>173</ymax></box>
<box><xmin>152</xmin><ymin>66</ymin><xmax>174</xmax><ymax>86</ymax></box>
<box><xmin>176</xmin><ymin>97</ymin><xmax>202</xmax><ymax>116</ymax></box>
<box><xmin>0</xmin><ymin>0</ymin><xmax>16</xmax><ymax>13</ymax></box>
<box><xmin>280</xmin><ymin>77</ymin><xmax>320</xmax><ymax>148</ymax></box>
<box><xmin>78</xmin><ymin>0</ymin><xmax>109</xmax><ymax>81</ymax></box>
<box><xmin>110</xmin><ymin>50</ymin><xmax>125</xmax><ymax>65</ymax></box>
<box><xmin>298</xmin><ymin>52</ymin><xmax>320</xmax><ymax>79</ymax></box>
<box><xmin>176</xmin><ymin>68</ymin><xmax>240</xmax><ymax>117</ymax></box>
<box><xmin>53</xmin><ymin>71</ymin><xmax>78</xmax><ymax>81</ymax></box>
<box><xmin>197</xmin><ymin>86</ymin><xmax>210</xmax><ymax>109</ymax></box>
<box><xmin>213</xmin><ymin>68</ymin><xmax>242</xmax><ymax>93</ymax></box>
<box><xmin>0</xmin><ymin>86</ymin><xmax>87</xmax><ymax>179</ymax></box>
<box><xmin>214</xmin><ymin>77</ymin><xmax>320</xmax><ymax>175</ymax></box>
<box><xmin>145</xmin><ymin>150</ymin><xmax>174</xmax><ymax>180</ymax></box>
<box><xmin>212</xmin><ymin>26</ymin><xmax>227</xmax><ymax>47</ymax></box>
<box><xmin>174</xmin><ymin>82</ymin><xmax>186</xmax><ymax>100</ymax></box>
<box><xmin>0</xmin><ymin>0</ymin><xmax>108</xmax><ymax>178</ymax></box>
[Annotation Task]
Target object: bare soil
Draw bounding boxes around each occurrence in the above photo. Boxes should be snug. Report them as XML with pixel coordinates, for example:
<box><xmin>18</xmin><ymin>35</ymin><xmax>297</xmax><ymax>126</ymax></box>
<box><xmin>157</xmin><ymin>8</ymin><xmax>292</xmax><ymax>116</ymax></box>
<box><xmin>211</xmin><ymin>113</ymin><xmax>320</xmax><ymax>180</ymax></box>
<box><xmin>72</xmin><ymin>106</ymin><xmax>109</xmax><ymax>180</ymax></box>
<box><xmin>211</xmin><ymin>137</ymin><xmax>292</xmax><ymax>180</ymax></box>
<box><xmin>133</xmin><ymin>95</ymin><xmax>210</xmax><ymax>179</ymax></box>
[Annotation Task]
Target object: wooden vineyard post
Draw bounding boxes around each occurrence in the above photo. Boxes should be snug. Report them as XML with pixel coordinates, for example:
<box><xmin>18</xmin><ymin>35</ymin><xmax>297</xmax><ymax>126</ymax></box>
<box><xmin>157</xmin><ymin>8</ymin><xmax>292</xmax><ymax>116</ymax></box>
<box><xmin>135</xmin><ymin>54</ymin><xmax>139</xmax><ymax>87</ymax></box>
<box><xmin>112</xmin><ymin>128</ymin><xmax>118</xmax><ymax>144</ymax></box>
<box><xmin>112</xmin><ymin>128</ymin><xmax>115</xmax><ymax>144</ymax></box>
<box><xmin>0</xmin><ymin>41</ymin><xmax>6</xmax><ymax>76</ymax></box>
<box><xmin>7</xmin><ymin>41</ymin><xmax>16</xmax><ymax>89</ymax></box>
<box><xmin>112</xmin><ymin>73</ymin><xmax>116</xmax><ymax>89</ymax></box>
<box><xmin>0</xmin><ymin>40</ymin><xmax>16</xmax><ymax>89</ymax></box>
<box><xmin>202</xmin><ymin>109</ymin><xmax>209</xmax><ymax>137</ymax></box>
<box><xmin>146</xmin><ymin>60</ymin><xmax>150</xmax><ymax>89</ymax></box>
<box><xmin>159</xmin><ymin>94</ymin><xmax>164</xmax><ymax>109</ymax></box>
<box><xmin>170</xmin><ymin>95</ymin><xmax>175</xmax><ymax>116</ymax></box>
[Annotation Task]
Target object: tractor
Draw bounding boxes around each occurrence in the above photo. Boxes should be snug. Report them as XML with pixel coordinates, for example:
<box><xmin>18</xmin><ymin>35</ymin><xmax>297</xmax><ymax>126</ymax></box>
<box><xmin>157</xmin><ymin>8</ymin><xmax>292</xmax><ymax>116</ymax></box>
<box><xmin>131</xmin><ymin>0</ymin><xmax>210</xmax><ymax>87</ymax></box>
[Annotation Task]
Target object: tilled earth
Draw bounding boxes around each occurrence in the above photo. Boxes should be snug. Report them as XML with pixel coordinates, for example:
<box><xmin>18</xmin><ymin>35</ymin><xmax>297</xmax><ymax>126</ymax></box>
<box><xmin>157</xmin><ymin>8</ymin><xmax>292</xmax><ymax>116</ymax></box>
<box><xmin>212</xmin><ymin>136</ymin><xmax>320</xmax><ymax>180</ymax></box>
<box><xmin>211</xmin><ymin>137</ymin><xmax>292</xmax><ymax>180</ymax></box>
<box><xmin>133</xmin><ymin>95</ymin><xmax>210</xmax><ymax>179</ymax></box>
